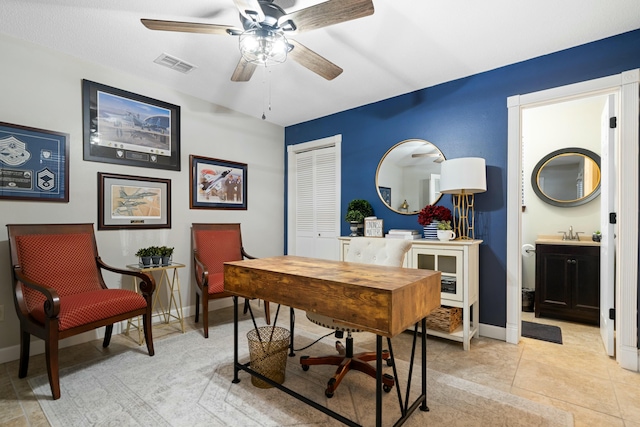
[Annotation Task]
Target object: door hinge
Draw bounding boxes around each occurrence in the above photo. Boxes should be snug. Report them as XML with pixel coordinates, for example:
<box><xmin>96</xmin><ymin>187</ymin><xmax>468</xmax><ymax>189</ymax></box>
<box><xmin>609</xmin><ymin>117</ymin><xmax>617</xmax><ymax>128</ymax></box>
<box><xmin>609</xmin><ymin>308</ymin><xmax>615</xmax><ymax>320</ymax></box>
<box><xmin>609</xmin><ymin>212</ymin><xmax>617</xmax><ymax>224</ymax></box>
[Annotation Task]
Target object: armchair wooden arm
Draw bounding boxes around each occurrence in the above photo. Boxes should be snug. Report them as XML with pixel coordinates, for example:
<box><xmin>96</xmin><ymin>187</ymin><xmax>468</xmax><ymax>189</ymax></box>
<box><xmin>13</xmin><ymin>267</ymin><xmax>61</xmax><ymax>319</ymax></box>
<box><xmin>97</xmin><ymin>256</ymin><xmax>156</xmax><ymax>299</ymax></box>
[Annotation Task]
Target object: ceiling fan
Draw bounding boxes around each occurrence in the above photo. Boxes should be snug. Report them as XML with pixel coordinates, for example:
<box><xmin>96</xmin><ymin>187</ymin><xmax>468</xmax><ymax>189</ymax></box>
<box><xmin>412</xmin><ymin>153</ymin><xmax>444</xmax><ymax>163</ymax></box>
<box><xmin>141</xmin><ymin>0</ymin><xmax>374</xmax><ymax>82</ymax></box>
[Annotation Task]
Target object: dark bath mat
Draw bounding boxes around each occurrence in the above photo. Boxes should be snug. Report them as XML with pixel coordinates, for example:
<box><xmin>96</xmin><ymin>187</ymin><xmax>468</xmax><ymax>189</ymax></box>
<box><xmin>522</xmin><ymin>321</ymin><xmax>562</xmax><ymax>344</ymax></box>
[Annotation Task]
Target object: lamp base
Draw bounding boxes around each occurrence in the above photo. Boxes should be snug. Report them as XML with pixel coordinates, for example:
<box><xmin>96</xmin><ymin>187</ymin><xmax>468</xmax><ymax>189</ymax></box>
<box><xmin>451</xmin><ymin>193</ymin><xmax>476</xmax><ymax>240</ymax></box>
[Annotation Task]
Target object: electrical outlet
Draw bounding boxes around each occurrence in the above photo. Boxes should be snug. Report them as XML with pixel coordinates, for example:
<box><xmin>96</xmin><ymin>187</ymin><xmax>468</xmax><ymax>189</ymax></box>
<box><xmin>0</xmin><ymin>305</ymin><xmax>4</xmax><ymax>322</ymax></box>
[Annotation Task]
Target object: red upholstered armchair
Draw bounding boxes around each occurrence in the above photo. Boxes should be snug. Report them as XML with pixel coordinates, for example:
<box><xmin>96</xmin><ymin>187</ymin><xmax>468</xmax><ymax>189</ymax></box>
<box><xmin>7</xmin><ymin>223</ymin><xmax>156</xmax><ymax>400</ymax></box>
<box><xmin>192</xmin><ymin>223</ymin><xmax>270</xmax><ymax>338</ymax></box>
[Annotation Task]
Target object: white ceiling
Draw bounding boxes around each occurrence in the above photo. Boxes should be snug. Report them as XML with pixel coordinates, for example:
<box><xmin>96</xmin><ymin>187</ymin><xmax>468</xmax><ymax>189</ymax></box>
<box><xmin>1</xmin><ymin>0</ymin><xmax>639</xmax><ymax>127</ymax></box>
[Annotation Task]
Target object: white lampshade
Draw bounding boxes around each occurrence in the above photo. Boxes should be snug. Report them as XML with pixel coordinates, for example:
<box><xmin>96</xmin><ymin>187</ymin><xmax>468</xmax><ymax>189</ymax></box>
<box><xmin>440</xmin><ymin>157</ymin><xmax>487</xmax><ymax>194</ymax></box>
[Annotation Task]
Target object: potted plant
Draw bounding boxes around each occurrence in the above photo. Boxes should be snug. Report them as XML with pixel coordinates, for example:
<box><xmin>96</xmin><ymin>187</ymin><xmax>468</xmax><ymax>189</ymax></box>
<box><xmin>159</xmin><ymin>246</ymin><xmax>174</xmax><ymax>265</ymax></box>
<box><xmin>418</xmin><ymin>205</ymin><xmax>452</xmax><ymax>240</ymax></box>
<box><xmin>135</xmin><ymin>247</ymin><xmax>154</xmax><ymax>266</ymax></box>
<box><xmin>592</xmin><ymin>230</ymin><xmax>602</xmax><ymax>242</ymax></box>
<box><xmin>345</xmin><ymin>199</ymin><xmax>374</xmax><ymax>236</ymax></box>
<box><xmin>148</xmin><ymin>246</ymin><xmax>162</xmax><ymax>266</ymax></box>
<box><xmin>436</xmin><ymin>220</ymin><xmax>456</xmax><ymax>241</ymax></box>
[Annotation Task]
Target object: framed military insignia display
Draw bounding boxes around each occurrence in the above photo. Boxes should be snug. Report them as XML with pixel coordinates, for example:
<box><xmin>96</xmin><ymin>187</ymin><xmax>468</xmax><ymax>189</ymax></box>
<box><xmin>0</xmin><ymin>121</ymin><xmax>69</xmax><ymax>202</ymax></box>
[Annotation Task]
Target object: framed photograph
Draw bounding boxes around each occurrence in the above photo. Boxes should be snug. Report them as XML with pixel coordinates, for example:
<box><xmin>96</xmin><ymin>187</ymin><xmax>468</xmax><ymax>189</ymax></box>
<box><xmin>190</xmin><ymin>155</ymin><xmax>247</xmax><ymax>210</ymax></box>
<box><xmin>82</xmin><ymin>79</ymin><xmax>181</xmax><ymax>171</ymax></box>
<box><xmin>0</xmin><ymin>121</ymin><xmax>69</xmax><ymax>202</ymax></box>
<box><xmin>364</xmin><ymin>218</ymin><xmax>384</xmax><ymax>237</ymax></box>
<box><xmin>378</xmin><ymin>186</ymin><xmax>391</xmax><ymax>205</ymax></box>
<box><xmin>98</xmin><ymin>172</ymin><xmax>171</xmax><ymax>230</ymax></box>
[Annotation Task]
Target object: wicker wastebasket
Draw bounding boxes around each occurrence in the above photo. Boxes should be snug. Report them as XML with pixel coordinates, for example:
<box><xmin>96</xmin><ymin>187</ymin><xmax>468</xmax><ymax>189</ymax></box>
<box><xmin>247</xmin><ymin>326</ymin><xmax>290</xmax><ymax>388</ymax></box>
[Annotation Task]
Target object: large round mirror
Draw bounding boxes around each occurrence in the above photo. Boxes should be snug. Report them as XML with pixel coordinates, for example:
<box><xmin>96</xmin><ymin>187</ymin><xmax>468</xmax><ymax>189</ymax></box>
<box><xmin>531</xmin><ymin>147</ymin><xmax>601</xmax><ymax>207</ymax></box>
<box><xmin>375</xmin><ymin>139</ymin><xmax>445</xmax><ymax>215</ymax></box>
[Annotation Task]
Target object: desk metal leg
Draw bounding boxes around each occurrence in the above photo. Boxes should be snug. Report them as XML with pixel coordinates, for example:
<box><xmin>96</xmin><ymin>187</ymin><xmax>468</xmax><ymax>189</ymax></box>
<box><xmin>376</xmin><ymin>335</ymin><xmax>383</xmax><ymax>427</ymax></box>
<box><xmin>289</xmin><ymin>307</ymin><xmax>295</xmax><ymax>357</ymax></box>
<box><xmin>232</xmin><ymin>310</ymin><xmax>429</xmax><ymax>426</ymax></box>
<box><xmin>232</xmin><ymin>296</ymin><xmax>240</xmax><ymax>384</ymax></box>
<box><xmin>421</xmin><ymin>317</ymin><xmax>429</xmax><ymax>412</ymax></box>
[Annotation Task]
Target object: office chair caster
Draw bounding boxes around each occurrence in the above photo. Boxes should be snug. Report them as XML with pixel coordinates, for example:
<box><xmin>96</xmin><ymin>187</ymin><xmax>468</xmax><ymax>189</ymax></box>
<box><xmin>300</xmin><ymin>356</ymin><xmax>310</xmax><ymax>371</ymax></box>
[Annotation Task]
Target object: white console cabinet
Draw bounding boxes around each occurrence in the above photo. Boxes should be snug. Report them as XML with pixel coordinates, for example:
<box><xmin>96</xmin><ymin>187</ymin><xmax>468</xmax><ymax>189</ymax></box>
<box><xmin>338</xmin><ymin>237</ymin><xmax>481</xmax><ymax>350</ymax></box>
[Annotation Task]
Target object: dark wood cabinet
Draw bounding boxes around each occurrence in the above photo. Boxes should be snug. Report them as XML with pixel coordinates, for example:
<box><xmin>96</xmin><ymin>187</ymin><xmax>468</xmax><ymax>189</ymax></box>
<box><xmin>535</xmin><ymin>244</ymin><xmax>600</xmax><ymax>325</ymax></box>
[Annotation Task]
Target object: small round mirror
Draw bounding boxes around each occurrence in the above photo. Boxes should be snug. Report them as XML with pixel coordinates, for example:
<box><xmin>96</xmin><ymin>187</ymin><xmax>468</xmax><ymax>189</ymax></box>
<box><xmin>531</xmin><ymin>147</ymin><xmax>601</xmax><ymax>207</ymax></box>
<box><xmin>375</xmin><ymin>139</ymin><xmax>445</xmax><ymax>215</ymax></box>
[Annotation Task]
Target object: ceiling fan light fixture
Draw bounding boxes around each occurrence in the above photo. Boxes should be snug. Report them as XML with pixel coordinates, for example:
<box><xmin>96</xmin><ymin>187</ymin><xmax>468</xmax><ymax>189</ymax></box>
<box><xmin>239</xmin><ymin>27</ymin><xmax>290</xmax><ymax>66</ymax></box>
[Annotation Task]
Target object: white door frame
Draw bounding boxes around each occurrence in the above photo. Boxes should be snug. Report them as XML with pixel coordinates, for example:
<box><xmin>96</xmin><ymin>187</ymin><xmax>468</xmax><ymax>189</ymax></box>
<box><xmin>287</xmin><ymin>134</ymin><xmax>342</xmax><ymax>256</ymax></box>
<box><xmin>506</xmin><ymin>69</ymin><xmax>639</xmax><ymax>370</ymax></box>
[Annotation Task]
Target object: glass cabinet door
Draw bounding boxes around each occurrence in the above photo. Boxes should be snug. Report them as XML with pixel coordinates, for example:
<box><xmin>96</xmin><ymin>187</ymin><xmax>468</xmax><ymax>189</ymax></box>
<box><xmin>414</xmin><ymin>248</ymin><xmax>463</xmax><ymax>302</ymax></box>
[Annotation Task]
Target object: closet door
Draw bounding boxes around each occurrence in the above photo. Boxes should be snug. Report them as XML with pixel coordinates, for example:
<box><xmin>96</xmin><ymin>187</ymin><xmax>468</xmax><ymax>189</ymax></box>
<box><xmin>287</xmin><ymin>136</ymin><xmax>341</xmax><ymax>260</ymax></box>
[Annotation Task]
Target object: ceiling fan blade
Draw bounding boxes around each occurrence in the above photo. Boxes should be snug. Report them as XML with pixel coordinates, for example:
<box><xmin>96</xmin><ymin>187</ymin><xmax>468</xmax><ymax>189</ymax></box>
<box><xmin>233</xmin><ymin>0</ymin><xmax>265</xmax><ymax>23</ymax></box>
<box><xmin>411</xmin><ymin>153</ymin><xmax>440</xmax><ymax>158</ymax></box>
<box><xmin>141</xmin><ymin>19</ymin><xmax>238</xmax><ymax>35</ymax></box>
<box><xmin>278</xmin><ymin>0</ymin><xmax>374</xmax><ymax>33</ymax></box>
<box><xmin>288</xmin><ymin>39</ymin><xmax>342</xmax><ymax>80</ymax></box>
<box><xmin>231</xmin><ymin>57</ymin><xmax>258</xmax><ymax>82</ymax></box>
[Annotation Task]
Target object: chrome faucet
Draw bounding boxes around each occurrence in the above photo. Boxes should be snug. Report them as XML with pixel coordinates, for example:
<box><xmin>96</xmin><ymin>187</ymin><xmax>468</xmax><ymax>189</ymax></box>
<box><xmin>559</xmin><ymin>226</ymin><xmax>582</xmax><ymax>241</ymax></box>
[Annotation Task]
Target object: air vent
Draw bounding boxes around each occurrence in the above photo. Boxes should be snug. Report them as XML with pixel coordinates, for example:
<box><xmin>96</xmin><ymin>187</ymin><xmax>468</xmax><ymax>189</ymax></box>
<box><xmin>153</xmin><ymin>53</ymin><xmax>196</xmax><ymax>74</ymax></box>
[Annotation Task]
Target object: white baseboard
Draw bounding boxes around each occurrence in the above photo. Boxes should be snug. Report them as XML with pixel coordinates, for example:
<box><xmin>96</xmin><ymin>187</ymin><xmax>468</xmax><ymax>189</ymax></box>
<box><xmin>618</xmin><ymin>343</ymin><xmax>640</xmax><ymax>372</ymax></box>
<box><xmin>478</xmin><ymin>323</ymin><xmax>507</xmax><ymax>342</ymax></box>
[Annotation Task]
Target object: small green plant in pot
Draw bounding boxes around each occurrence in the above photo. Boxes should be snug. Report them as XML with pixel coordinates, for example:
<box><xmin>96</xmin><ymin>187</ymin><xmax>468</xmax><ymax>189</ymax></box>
<box><xmin>159</xmin><ymin>246</ymin><xmax>174</xmax><ymax>265</ymax></box>
<box><xmin>436</xmin><ymin>220</ymin><xmax>456</xmax><ymax>241</ymax></box>
<box><xmin>148</xmin><ymin>246</ymin><xmax>162</xmax><ymax>266</ymax></box>
<box><xmin>135</xmin><ymin>247</ymin><xmax>154</xmax><ymax>266</ymax></box>
<box><xmin>437</xmin><ymin>220</ymin><xmax>452</xmax><ymax>230</ymax></box>
<box><xmin>345</xmin><ymin>199</ymin><xmax>374</xmax><ymax>236</ymax></box>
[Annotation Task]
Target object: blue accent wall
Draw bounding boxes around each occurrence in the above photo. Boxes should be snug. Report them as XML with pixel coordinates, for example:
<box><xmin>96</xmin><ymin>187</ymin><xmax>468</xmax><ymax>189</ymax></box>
<box><xmin>285</xmin><ymin>29</ymin><xmax>640</xmax><ymax>329</ymax></box>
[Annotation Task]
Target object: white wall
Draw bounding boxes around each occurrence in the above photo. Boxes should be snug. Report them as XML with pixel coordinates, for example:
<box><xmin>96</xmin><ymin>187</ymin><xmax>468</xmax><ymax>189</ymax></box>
<box><xmin>0</xmin><ymin>33</ymin><xmax>285</xmax><ymax>361</ymax></box>
<box><xmin>521</xmin><ymin>94</ymin><xmax>606</xmax><ymax>290</ymax></box>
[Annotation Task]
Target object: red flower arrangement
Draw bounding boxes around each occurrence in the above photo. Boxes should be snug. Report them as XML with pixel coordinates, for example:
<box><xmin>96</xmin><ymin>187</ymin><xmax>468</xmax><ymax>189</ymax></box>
<box><xmin>417</xmin><ymin>205</ymin><xmax>452</xmax><ymax>226</ymax></box>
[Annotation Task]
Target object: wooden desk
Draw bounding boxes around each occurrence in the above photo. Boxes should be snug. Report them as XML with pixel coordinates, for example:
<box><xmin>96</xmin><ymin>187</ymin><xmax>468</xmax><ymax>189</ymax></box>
<box><xmin>224</xmin><ymin>255</ymin><xmax>441</xmax><ymax>427</ymax></box>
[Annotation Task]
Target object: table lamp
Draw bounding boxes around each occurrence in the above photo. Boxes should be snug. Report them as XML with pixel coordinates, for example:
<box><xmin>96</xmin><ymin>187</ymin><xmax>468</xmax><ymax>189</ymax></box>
<box><xmin>439</xmin><ymin>157</ymin><xmax>487</xmax><ymax>239</ymax></box>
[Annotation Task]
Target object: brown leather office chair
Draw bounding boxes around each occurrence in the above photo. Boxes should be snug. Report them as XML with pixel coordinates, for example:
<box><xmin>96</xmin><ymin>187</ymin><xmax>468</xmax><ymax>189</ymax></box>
<box><xmin>192</xmin><ymin>223</ymin><xmax>270</xmax><ymax>338</ymax></box>
<box><xmin>300</xmin><ymin>237</ymin><xmax>411</xmax><ymax>398</ymax></box>
<box><xmin>7</xmin><ymin>223</ymin><xmax>156</xmax><ymax>400</ymax></box>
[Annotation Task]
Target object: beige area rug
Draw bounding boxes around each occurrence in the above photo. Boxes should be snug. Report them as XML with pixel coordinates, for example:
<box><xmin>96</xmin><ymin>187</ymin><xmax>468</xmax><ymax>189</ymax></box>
<box><xmin>29</xmin><ymin>319</ymin><xmax>573</xmax><ymax>426</ymax></box>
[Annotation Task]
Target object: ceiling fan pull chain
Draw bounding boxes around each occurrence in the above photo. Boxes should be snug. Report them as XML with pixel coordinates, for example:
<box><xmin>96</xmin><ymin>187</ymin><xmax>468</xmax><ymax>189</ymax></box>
<box><xmin>261</xmin><ymin>65</ymin><xmax>272</xmax><ymax>120</ymax></box>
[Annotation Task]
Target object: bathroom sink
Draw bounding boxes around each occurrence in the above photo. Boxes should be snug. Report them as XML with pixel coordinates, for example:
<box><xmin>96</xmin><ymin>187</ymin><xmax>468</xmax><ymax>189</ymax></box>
<box><xmin>535</xmin><ymin>234</ymin><xmax>601</xmax><ymax>246</ymax></box>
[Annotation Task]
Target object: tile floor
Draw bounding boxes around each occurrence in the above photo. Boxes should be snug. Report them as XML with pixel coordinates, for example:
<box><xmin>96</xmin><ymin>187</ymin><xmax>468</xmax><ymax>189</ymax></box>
<box><xmin>1</xmin><ymin>305</ymin><xmax>639</xmax><ymax>426</ymax></box>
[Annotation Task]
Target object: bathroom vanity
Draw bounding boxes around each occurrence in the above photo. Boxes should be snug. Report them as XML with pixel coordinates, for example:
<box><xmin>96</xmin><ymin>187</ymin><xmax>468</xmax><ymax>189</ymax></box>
<box><xmin>534</xmin><ymin>236</ymin><xmax>600</xmax><ymax>325</ymax></box>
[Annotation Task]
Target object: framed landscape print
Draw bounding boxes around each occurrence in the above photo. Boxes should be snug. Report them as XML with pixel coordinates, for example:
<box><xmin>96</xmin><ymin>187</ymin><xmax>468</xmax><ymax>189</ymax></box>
<box><xmin>189</xmin><ymin>155</ymin><xmax>247</xmax><ymax>210</ymax></box>
<box><xmin>82</xmin><ymin>79</ymin><xmax>181</xmax><ymax>171</ymax></box>
<box><xmin>0</xmin><ymin>121</ymin><xmax>69</xmax><ymax>202</ymax></box>
<box><xmin>98</xmin><ymin>172</ymin><xmax>171</xmax><ymax>230</ymax></box>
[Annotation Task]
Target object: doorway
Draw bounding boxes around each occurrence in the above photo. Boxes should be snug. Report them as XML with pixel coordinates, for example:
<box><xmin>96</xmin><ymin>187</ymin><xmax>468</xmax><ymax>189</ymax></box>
<box><xmin>505</xmin><ymin>69</ymin><xmax>640</xmax><ymax>371</ymax></box>
<box><xmin>521</xmin><ymin>94</ymin><xmax>610</xmax><ymax>351</ymax></box>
